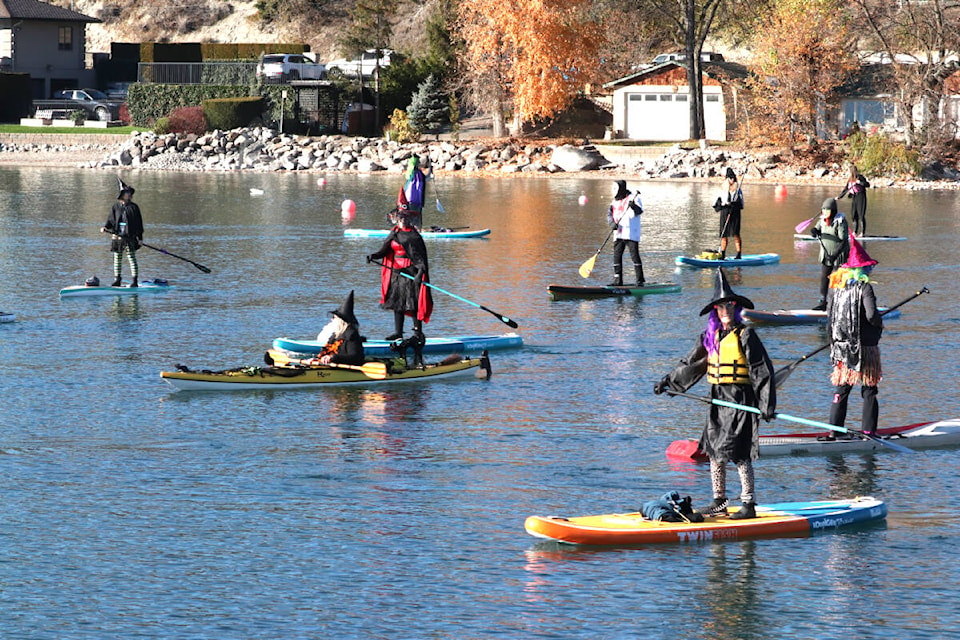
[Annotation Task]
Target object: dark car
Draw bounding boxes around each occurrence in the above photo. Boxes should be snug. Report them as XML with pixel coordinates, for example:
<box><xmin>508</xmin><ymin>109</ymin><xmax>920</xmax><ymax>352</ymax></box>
<box><xmin>33</xmin><ymin>88</ymin><xmax>124</xmax><ymax>121</ymax></box>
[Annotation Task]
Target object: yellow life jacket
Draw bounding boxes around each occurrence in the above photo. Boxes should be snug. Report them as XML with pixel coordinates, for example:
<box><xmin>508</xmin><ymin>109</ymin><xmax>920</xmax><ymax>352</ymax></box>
<box><xmin>707</xmin><ymin>328</ymin><xmax>750</xmax><ymax>385</ymax></box>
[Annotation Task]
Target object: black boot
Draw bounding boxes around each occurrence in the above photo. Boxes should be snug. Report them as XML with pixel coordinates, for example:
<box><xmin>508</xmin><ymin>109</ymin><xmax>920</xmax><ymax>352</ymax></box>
<box><xmin>735</xmin><ymin>251</ymin><xmax>742</xmax><ymax>260</ymax></box>
<box><xmin>608</xmin><ymin>270</ymin><xmax>623</xmax><ymax>287</ymax></box>
<box><xmin>702</xmin><ymin>497</ymin><xmax>728</xmax><ymax>516</ymax></box>
<box><xmin>634</xmin><ymin>264</ymin><xmax>645</xmax><ymax>287</ymax></box>
<box><xmin>812</xmin><ymin>300</ymin><xmax>827</xmax><ymax>311</ymax></box>
<box><xmin>129</xmin><ymin>276</ymin><xmax>138</xmax><ymax>288</ymax></box>
<box><xmin>386</xmin><ymin>312</ymin><xmax>404</xmax><ymax>341</ymax></box>
<box><xmin>730</xmin><ymin>502</ymin><xmax>757</xmax><ymax>520</ymax></box>
<box><xmin>111</xmin><ymin>276</ymin><xmax>122</xmax><ymax>287</ymax></box>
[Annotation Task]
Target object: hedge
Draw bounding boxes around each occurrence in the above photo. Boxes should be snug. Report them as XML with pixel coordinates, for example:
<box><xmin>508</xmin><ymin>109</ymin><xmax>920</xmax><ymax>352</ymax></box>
<box><xmin>203</xmin><ymin>97</ymin><xmax>265</xmax><ymax>130</ymax></box>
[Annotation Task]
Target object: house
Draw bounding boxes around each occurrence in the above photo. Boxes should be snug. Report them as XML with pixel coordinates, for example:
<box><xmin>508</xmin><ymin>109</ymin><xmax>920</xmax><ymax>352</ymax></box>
<box><xmin>0</xmin><ymin>0</ymin><xmax>100</xmax><ymax>99</ymax></box>
<box><xmin>602</xmin><ymin>60</ymin><xmax>749</xmax><ymax>142</ymax></box>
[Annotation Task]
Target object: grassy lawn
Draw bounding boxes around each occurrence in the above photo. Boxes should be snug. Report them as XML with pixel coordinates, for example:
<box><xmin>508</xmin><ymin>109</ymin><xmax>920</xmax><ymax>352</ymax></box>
<box><xmin>0</xmin><ymin>125</ymin><xmax>143</xmax><ymax>135</ymax></box>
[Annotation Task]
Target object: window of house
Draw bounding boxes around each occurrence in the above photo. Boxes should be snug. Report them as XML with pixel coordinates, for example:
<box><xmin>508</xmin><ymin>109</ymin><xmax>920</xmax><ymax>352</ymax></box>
<box><xmin>705</xmin><ymin>95</ymin><xmax>720</xmax><ymax>102</ymax></box>
<box><xmin>629</xmin><ymin>94</ymin><xmax>643</xmax><ymax>101</ymax></box>
<box><xmin>58</xmin><ymin>26</ymin><xmax>73</xmax><ymax>51</ymax></box>
<box><xmin>644</xmin><ymin>94</ymin><xmax>657</xmax><ymax>101</ymax></box>
<box><xmin>659</xmin><ymin>94</ymin><xmax>673</xmax><ymax>101</ymax></box>
<box><xmin>675</xmin><ymin>94</ymin><xmax>688</xmax><ymax>102</ymax></box>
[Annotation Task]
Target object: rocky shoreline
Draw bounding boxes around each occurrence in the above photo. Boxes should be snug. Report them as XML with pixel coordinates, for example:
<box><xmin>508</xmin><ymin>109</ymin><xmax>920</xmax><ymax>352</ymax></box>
<box><xmin>1</xmin><ymin>128</ymin><xmax>958</xmax><ymax>191</ymax></box>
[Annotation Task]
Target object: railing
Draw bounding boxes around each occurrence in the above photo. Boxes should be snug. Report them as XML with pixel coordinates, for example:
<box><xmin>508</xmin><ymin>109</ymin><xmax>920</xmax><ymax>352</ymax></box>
<box><xmin>137</xmin><ymin>62</ymin><xmax>259</xmax><ymax>85</ymax></box>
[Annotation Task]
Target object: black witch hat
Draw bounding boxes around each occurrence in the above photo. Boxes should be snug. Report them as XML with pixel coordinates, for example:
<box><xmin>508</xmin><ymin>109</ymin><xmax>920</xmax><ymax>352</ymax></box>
<box><xmin>331</xmin><ymin>290</ymin><xmax>359</xmax><ymax>326</ymax></box>
<box><xmin>699</xmin><ymin>268</ymin><xmax>754</xmax><ymax>316</ymax></box>
<box><xmin>117</xmin><ymin>176</ymin><xmax>135</xmax><ymax>199</ymax></box>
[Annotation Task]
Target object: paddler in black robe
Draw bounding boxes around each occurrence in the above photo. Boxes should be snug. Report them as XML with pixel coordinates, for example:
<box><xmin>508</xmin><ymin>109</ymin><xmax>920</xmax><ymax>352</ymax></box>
<box><xmin>315</xmin><ymin>290</ymin><xmax>365</xmax><ymax>366</ymax></box>
<box><xmin>655</xmin><ymin>268</ymin><xmax>776</xmax><ymax>520</ymax></box>
<box><xmin>366</xmin><ymin>208</ymin><xmax>433</xmax><ymax>341</ymax></box>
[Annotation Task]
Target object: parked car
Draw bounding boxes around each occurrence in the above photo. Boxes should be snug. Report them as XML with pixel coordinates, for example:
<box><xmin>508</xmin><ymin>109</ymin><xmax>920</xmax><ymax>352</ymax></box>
<box><xmin>32</xmin><ymin>88</ymin><xmax>124</xmax><ymax>121</ymax></box>
<box><xmin>652</xmin><ymin>51</ymin><xmax>724</xmax><ymax>64</ymax></box>
<box><xmin>326</xmin><ymin>49</ymin><xmax>393</xmax><ymax>78</ymax></box>
<box><xmin>256</xmin><ymin>54</ymin><xmax>326</xmax><ymax>83</ymax></box>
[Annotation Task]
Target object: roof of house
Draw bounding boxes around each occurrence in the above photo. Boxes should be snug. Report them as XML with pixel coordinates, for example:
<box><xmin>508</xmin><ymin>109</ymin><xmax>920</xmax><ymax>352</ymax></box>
<box><xmin>603</xmin><ymin>60</ymin><xmax>750</xmax><ymax>90</ymax></box>
<box><xmin>834</xmin><ymin>63</ymin><xmax>897</xmax><ymax>98</ymax></box>
<box><xmin>0</xmin><ymin>0</ymin><xmax>99</xmax><ymax>22</ymax></box>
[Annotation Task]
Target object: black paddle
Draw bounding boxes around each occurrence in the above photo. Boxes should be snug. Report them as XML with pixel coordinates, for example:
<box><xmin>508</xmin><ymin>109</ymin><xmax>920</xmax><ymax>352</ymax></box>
<box><xmin>140</xmin><ymin>242</ymin><xmax>212</xmax><ymax>273</ymax></box>
<box><xmin>773</xmin><ymin>287</ymin><xmax>929</xmax><ymax>388</ymax></box>
<box><xmin>663</xmin><ymin>390</ymin><xmax>915</xmax><ymax>454</ymax></box>
<box><xmin>368</xmin><ymin>259</ymin><xmax>518</xmax><ymax>328</ymax></box>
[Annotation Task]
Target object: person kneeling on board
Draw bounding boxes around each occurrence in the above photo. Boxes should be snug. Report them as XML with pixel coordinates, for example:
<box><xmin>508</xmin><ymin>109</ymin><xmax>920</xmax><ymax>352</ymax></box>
<box><xmin>315</xmin><ymin>290</ymin><xmax>365</xmax><ymax>366</ymax></box>
<box><xmin>654</xmin><ymin>269</ymin><xmax>776</xmax><ymax>520</ymax></box>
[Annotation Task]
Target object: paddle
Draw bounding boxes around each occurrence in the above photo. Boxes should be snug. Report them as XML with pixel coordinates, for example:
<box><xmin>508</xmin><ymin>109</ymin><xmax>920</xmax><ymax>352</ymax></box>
<box><xmin>773</xmin><ymin>287</ymin><xmax>929</xmax><ymax>388</ymax></box>
<box><xmin>263</xmin><ymin>350</ymin><xmax>388</xmax><ymax>379</ymax></box>
<box><xmin>429</xmin><ymin>173</ymin><xmax>446</xmax><ymax>213</ymax></box>
<box><xmin>140</xmin><ymin>242</ymin><xmax>212</xmax><ymax>273</ymax></box>
<box><xmin>664</xmin><ymin>390</ymin><xmax>915</xmax><ymax>454</ymax></box>
<box><xmin>368</xmin><ymin>259</ymin><xmax>519</xmax><ymax>328</ymax></box>
<box><xmin>578</xmin><ymin>230</ymin><xmax>616</xmax><ymax>279</ymax></box>
<box><xmin>427</xmin><ymin>226</ymin><xmax>470</xmax><ymax>232</ymax></box>
<box><xmin>794</xmin><ymin>216</ymin><xmax>816</xmax><ymax>234</ymax></box>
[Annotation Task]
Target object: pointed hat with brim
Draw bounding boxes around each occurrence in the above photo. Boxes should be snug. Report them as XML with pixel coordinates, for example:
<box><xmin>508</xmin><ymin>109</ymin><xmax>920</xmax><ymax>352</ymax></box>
<box><xmin>699</xmin><ymin>268</ymin><xmax>755</xmax><ymax>315</ymax></box>
<box><xmin>117</xmin><ymin>176</ymin><xmax>135</xmax><ymax>198</ymax></box>
<box><xmin>842</xmin><ymin>233</ymin><xmax>878</xmax><ymax>269</ymax></box>
<box><xmin>331</xmin><ymin>290</ymin><xmax>359</xmax><ymax>325</ymax></box>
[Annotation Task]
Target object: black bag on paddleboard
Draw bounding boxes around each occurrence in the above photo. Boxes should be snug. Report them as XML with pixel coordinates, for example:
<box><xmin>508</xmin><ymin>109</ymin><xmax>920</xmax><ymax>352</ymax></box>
<box><xmin>640</xmin><ymin>491</ymin><xmax>704</xmax><ymax>523</ymax></box>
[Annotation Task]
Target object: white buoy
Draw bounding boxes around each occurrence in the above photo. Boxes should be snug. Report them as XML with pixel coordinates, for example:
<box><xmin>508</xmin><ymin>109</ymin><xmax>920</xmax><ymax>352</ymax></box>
<box><xmin>578</xmin><ymin>193</ymin><xmax>588</xmax><ymax>206</ymax></box>
<box><xmin>317</xmin><ymin>177</ymin><xmax>327</xmax><ymax>187</ymax></box>
<box><xmin>250</xmin><ymin>188</ymin><xmax>264</xmax><ymax>196</ymax></box>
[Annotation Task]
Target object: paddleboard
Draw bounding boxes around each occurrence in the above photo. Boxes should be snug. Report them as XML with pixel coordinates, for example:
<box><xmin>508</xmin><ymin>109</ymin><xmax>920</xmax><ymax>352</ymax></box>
<box><xmin>548</xmin><ymin>283</ymin><xmax>681</xmax><ymax>300</ymax></box>
<box><xmin>344</xmin><ymin>228</ymin><xmax>491</xmax><ymax>239</ymax></box>
<box><xmin>59</xmin><ymin>279</ymin><xmax>174</xmax><ymax>297</ymax></box>
<box><xmin>666</xmin><ymin>418</ymin><xmax>960</xmax><ymax>460</ymax></box>
<box><xmin>0</xmin><ymin>312</ymin><xmax>15</xmax><ymax>323</ymax></box>
<box><xmin>273</xmin><ymin>332</ymin><xmax>523</xmax><ymax>357</ymax></box>
<box><xmin>675</xmin><ymin>253</ymin><xmax>780</xmax><ymax>268</ymax></box>
<box><xmin>743</xmin><ymin>306</ymin><xmax>900</xmax><ymax>325</ymax></box>
<box><xmin>794</xmin><ymin>234</ymin><xmax>906</xmax><ymax>242</ymax></box>
<box><xmin>524</xmin><ymin>497</ymin><xmax>886</xmax><ymax>546</ymax></box>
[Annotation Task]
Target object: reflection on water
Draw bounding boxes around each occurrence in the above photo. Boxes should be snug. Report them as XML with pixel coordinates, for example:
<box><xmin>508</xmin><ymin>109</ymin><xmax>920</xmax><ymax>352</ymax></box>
<box><xmin>3</xmin><ymin>167</ymin><xmax>960</xmax><ymax>639</ymax></box>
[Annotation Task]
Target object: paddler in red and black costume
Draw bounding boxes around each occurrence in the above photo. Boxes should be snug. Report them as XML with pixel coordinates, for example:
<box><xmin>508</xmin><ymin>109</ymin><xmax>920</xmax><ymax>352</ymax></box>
<box><xmin>654</xmin><ymin>268</ymin><xmax>776</xmax><ymax>520</ymax></box>
<box><xmin>366</xmin><ymin>208</ymin><xmax>433</xmax><ymax>341</ymax></box>
<box><xmin>315</xmin><ymin>290</ymin><xmax>365</xmax><ymax>366</ymax></box>
<box><xmin>821</xmin><ymin>235</ymin><xmax>883</xmax><ymax>440</ymax></box>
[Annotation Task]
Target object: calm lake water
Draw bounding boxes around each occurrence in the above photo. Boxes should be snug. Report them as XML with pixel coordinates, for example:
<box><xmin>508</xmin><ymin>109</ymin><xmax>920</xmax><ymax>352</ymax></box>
<box><xmin>1</xmin><ymin>167</ymin><xmax>959</xmax><ymax>639</ymax></box>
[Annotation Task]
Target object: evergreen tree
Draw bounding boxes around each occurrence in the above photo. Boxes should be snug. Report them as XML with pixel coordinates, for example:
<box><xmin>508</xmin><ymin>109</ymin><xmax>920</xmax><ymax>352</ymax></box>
<box><xmin>407</xmin><ymin>74</ymin><xmax>450</xmax><ymax>138</ymax></box>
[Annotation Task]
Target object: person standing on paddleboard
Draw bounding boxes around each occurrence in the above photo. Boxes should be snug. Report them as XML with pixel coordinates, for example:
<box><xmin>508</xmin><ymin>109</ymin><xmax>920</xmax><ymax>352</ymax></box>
<box><xmin>654</xmin><ymin>269</ymin><xmax>776</xmax><ymax>520</ymax></box>
<box><xmin>389</xmin><ymin>155</ymin><xmax>431</xmax><ymax>230</ymax></box>
<box><xmin>714</xmin><ymin>168</ymin><xmax>743</xmax><ymax>260</ymax></box>
<box><xmin>810</xmin><ymin>197</ymin><xmax>850</xmax><ymax>310</ymax></box>
<box><xmin>367</xmin><ymin>208</ymin><xmax>433</xmax><ymax>342</ymax></box>
<box><xmin>606</xmin><ymin>179</ymin><xmax>644</xmax><ymax>286</ymax></box>
<box><xmin>101</xmin><ymin>178</ymin><xmax>144</xmax><ymax>287</ymax></box>
<box><xmin>821</xmin><ymin>236</ymin><xmax>883</xmax><ymax>440</ymax></box>
<box><xmin>837</xmin><ymin>164</ymin><xmax>870</xmax><ymax>236</ymax></box>
<box><xmin>315</xmin><ymin>290</ymin><xmax>366</xmax><ymax>366</ymax></box>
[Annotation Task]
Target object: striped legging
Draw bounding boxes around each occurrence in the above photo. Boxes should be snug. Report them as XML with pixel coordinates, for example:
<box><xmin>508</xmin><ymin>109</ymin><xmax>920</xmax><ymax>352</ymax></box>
<box><xmin>113</xmin><ymin>248</ymin><xmax>139</xmax><ymax>278</ymax></box>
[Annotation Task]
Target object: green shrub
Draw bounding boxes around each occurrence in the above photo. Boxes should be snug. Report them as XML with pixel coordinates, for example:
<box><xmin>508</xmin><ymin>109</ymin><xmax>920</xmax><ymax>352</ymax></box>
<box><xmin>154</xmin><ymin>116</ymin><xmax>170</xmax><ymax>134</ymax></box>
<box><xmin>387</xmin><ymin>109</ymin><xmax>419</xmax><ymax>143</ymax></box>
<box><xmin>202</xmin><ymin>96</ymin><xmax>264</xmax><ymax>130</ymax></box>
<box><xmin>844</xmin><ymin>131</ymin><xmax>921</xmax><ymax>177</ymax></box>
<box><xmin>70</xmin><ymin>110</ymin><xmax>86</xmax><ymax>125</ymax></box>
<box><xmin>127</xmin><ymin>83</ymin><xmax>255</xmax><ymax>127</ymax></box>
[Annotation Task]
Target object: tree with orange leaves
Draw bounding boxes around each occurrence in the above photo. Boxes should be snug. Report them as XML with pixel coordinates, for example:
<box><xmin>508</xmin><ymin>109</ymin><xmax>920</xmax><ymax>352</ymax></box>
<box><xmin>455</xmin><ymin>0</ymin><xmax>603</xmax><ymax>138</ymax></box>
<box><xmin>748</xmin><ymin>0</ymin><xmax>856</xmax><ymax>144</ymax></box>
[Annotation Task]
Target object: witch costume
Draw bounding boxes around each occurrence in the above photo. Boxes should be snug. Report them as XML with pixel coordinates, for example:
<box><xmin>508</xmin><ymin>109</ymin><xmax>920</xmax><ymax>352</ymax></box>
<box><xmin>103</xmin><ymin>178</ymin><xmax>144</xmax><ymax>287</ymax></box>
<box><xmin>823</xmin><ymin>235</ymin><xmax>882</xmax><ymax>438</ymax></box>
<box><xmin>655</xmin><ymin>268</ymin><xmax>776</xmax><ymax>520</ymax></box>
<box><xmin>318</xmin><ymin>290</ymin><xmax>366</xmax><ymax>366</ymax></box>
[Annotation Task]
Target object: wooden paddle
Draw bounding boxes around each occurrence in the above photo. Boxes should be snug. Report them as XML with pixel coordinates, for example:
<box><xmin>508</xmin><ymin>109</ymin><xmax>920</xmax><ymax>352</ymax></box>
<box><xmin>264</xmin><ymin>350</ymin><xmax>388</xmax><ymax>379</ymax></box>
<box><xmin>368</xmin><ymin>259</ymin><xmax>519</xmax><ymax>328</ymax></box>
<box><xmin>664</xmin><ymin>390</ymin><xmax>915</xmax><ymax>454</ymax></box>
<box><xmin>773</xmin><ymin>287</ymin><xmax>929</xmax><ymax>388</ymax></box>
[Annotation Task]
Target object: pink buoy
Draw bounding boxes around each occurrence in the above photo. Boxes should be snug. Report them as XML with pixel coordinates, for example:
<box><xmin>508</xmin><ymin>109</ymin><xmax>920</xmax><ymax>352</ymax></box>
<box><xmin>317</xmin><ymin>177</ymin><xmax>327</xmax><ymax>187</ymax></box>
<box><xmin>775</xmin><ymin>184</ymin><xmax>788</xmax><ymax>199</ymax></box>
<box><xmin>578</xmin><ymin>193</ymin><xmax>588</xmax><ymax>206</ymax></box>
<box><xmin>341</xmin><ymin>199</ymin><xmax>356</xmax><ymax>219</ymax></box>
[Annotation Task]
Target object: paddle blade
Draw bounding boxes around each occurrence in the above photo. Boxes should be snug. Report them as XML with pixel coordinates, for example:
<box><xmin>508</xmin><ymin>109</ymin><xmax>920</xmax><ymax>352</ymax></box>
<box><xmin>361</xmin><ymin>362</ymin><xmax>388</xmax><ymax>379</ymax></box>
<box><xmin>578</xmin><ymin>254</ymin><xmax>598</xmax><ymax>279</ymax></box>
<box><xmin>195</xmin><ymin>263</ymin><xmax>212</xmax><ymax>273</ymax></box>
<box><xmin>861</xmin><ymin>432</ymin><xmax>915</xmax><ymax>453</ymax></box>
<box><xmin>794</xmin><ymin>216</ymin><xmax>815</xmax><ymax>234</ymax></box>
<box><xmin>435</xmin><ymin>198</ymin><xmax>446</xmax><ymax>213</ymax></box>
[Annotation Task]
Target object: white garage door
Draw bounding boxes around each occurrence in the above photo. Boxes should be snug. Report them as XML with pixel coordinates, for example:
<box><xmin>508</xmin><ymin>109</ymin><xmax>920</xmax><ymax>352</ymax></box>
<box><xmin>626</xmin><ymin>92</ymin><xmax>690</xmax><ymax>141</ymax></box>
